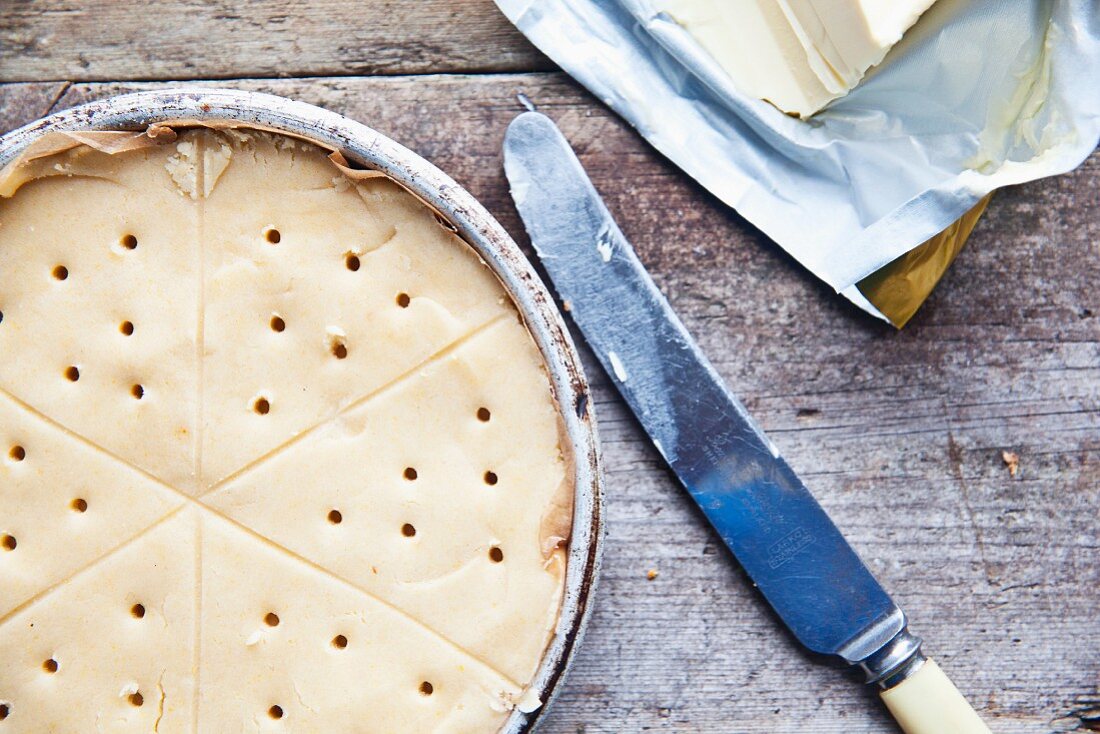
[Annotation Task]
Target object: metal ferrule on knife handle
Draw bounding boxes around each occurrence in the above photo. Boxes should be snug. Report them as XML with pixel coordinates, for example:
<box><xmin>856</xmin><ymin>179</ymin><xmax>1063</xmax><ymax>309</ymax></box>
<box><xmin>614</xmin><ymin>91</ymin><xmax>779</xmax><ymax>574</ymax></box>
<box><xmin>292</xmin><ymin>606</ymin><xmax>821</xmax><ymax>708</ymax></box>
<box><xmin>504</xmin><ymin>110</ymin><xmax>993</xmax><ymax>734</ymax></box>
<box><xmin>859</xmin><ymin>628</ymin><xmax>925</xmax><ymax>688</ymax></box>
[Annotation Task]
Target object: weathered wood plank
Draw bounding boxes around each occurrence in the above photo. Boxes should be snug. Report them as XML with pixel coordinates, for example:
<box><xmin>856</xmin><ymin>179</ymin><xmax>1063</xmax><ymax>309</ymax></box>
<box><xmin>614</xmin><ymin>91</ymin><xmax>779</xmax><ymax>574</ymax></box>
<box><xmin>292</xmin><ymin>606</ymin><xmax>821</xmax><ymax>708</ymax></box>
<box><xmin>0</xmin><ymin>1</ymin><xmax>551</xmax><ymax>82</ymax></box>
<box><xmin>0</xmin><ymin>81</ymin><xmax>73</xmax><ymax>132</ymax></box>
<box><xmin>2</xmin><ymin>78</ymin><xmax>1097</xmax><ymax>733</ymax></box>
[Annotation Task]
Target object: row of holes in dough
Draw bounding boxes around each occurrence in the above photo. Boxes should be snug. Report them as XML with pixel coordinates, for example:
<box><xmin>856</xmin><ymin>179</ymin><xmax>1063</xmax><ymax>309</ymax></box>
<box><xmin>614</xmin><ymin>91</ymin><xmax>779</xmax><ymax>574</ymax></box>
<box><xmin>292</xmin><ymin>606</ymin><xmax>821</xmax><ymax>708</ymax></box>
<box><xmin>0</xmin><ymin>524</ymin><xmax>504</xmax><ymax>562</ymax></box>
<box><xmin>41</xmin><ymin>290</ymin><xmax>442</xmax><ymax>407</ymax></box>
<box><xmin>0</xmin><ymin>694</ymin><xmax>433</xmax><ymax>724</ymax></box>
<box><xmin>258</xmin><ymin>611</ymin><xmax>436</xmax><ymax>711</ymax></box>
<box><xmin>45</xmin><ymin>234</ymin><xmax>136</xmax><ymax>285</ymax></box>
<box><xmin>6</xmin><ymin>225</ymin><xmax>409</xmax><ymax>338</ymax></box>
<box><xmin>400</xmin><ymin>466</ymin><xmax>498</xmax><ymax>485</ymax></box>
<box><xmin>262</xmin><ymin>226</ymin><xmax>383</xmax><ymax>281</ymax></box>
<box><xmin>247</xmin><ymin>390</ymin><xmax>493</xmax><ymax>422</ymax></box>
<box><xmin>58</xmin><ymin>367</ymin><xmax>144</xmax><ymax>400</ymax></box>
<box><xmin>263</xmin><ymin>226</ymin><xmax>410</xmax><ymax>299</ymax></box>
<box><xmin>2</xmin><ymin>526</ymin><xmax>502</xmax><ymax>562</ymax></box>
<box><xmin>0</xmin><ymin>609</ymin><xmax>439</xmax><ymax>723</ymax></box>
<box><xmin>325</xmin><ymin>506</ymin><xmax>505</xmax><ymax>562</ymax></box>
<box><xmin>2</xmin><ymin>440</ymin><xmax>506</xmax><ymax>560</ymax></box>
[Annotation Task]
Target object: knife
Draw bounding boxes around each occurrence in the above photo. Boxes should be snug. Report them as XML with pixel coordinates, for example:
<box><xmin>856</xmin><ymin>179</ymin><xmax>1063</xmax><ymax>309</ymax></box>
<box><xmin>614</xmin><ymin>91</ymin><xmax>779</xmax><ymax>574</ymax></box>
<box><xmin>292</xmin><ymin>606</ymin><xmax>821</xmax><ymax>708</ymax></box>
<box><xmin>504</xmin><ymin>110</ymin><xmax>991</xmax><ymax>734</ymax></box>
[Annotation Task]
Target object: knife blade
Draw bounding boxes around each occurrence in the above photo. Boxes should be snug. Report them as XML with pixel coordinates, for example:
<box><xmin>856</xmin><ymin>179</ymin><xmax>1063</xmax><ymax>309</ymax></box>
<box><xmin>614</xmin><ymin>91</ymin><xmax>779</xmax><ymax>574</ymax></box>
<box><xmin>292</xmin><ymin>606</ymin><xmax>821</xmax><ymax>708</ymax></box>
<box><xmin>504</xmin><ymin>110</ymin><xmax>991</xmax><ymax>733</ymax></box>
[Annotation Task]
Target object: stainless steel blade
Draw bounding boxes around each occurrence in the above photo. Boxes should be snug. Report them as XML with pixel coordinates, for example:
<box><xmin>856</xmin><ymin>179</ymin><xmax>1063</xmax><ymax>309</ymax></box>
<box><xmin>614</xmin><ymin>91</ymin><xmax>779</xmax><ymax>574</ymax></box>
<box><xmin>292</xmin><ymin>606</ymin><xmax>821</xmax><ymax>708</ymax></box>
<box><xmin>504</xmin><ymin>110</ymin><xmax>922</xmax><ymax>681</ymax></box>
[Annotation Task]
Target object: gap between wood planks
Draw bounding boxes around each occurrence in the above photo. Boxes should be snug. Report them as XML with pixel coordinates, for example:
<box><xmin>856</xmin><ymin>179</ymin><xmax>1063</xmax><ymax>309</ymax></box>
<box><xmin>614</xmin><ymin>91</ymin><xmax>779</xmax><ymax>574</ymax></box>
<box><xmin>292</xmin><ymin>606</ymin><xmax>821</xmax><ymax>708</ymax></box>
<box><xmin>0</xmin><ymin>68</ymin><xmax>561</xmax><ymax>86</ymax></box>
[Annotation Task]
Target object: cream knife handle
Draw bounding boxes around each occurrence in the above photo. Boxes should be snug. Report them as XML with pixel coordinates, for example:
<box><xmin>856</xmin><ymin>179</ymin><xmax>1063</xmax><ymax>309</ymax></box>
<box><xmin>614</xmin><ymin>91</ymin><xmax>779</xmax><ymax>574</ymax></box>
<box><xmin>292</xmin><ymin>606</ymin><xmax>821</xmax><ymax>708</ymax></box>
<box><xmin>880</xmin><ymin>659</ymin><xmax>992</xmax><ymax>734</ymax></box>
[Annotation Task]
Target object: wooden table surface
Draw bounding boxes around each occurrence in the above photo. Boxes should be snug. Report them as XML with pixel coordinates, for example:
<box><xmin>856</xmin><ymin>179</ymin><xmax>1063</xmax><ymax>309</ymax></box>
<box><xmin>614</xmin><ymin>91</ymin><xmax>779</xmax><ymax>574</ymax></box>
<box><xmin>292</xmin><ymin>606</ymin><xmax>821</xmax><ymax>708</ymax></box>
<box><xmin>2</xmin><ymin>3</ymin><xmax>1097</xmax><ymax>732</ymax></box>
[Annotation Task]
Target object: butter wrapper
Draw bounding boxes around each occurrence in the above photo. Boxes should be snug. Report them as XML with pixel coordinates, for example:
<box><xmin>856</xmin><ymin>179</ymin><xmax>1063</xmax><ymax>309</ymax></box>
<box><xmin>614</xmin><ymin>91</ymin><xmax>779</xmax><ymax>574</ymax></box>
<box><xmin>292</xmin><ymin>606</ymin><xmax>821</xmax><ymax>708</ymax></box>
<box><xmin>494</xmin><ymin>0</ymin><xmax>1100</xmax><ymax>322</ymax></box>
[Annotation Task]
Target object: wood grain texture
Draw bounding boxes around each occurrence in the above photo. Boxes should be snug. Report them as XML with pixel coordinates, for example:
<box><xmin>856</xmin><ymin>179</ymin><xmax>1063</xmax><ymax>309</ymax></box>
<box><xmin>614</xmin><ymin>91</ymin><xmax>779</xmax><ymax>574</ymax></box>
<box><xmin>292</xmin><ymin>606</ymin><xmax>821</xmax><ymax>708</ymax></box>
<box><xmin>1</xmin><ymin>77</ymin><xmax>1097</xmax><ymax>734</ymax></box>
<box><xmin>0</xmin><ymin>0</ymin><xmax>551</xmax><ymax>82</ymax></box>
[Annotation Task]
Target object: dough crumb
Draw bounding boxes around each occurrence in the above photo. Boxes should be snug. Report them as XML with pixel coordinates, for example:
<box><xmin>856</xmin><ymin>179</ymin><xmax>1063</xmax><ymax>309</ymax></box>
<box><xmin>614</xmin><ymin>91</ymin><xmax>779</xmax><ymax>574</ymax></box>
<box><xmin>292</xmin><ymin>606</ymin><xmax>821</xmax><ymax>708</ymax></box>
<box><xmin>165</xmin><ymin>139</ymin><xmax>199</xmax><ymax>199</ymax></box>
<box><xmin>646</xmin><ymin>568</ymin><xmax>659</xmax><ymax>581</ymax></box>
<box><xmin>493</xmin><ymin>687</ymin><xmax>543</xmax><ymax>714</ymax></box>
<box><xmin>202</xmin><ymin>141</ymin><xmax>233</xmax><ymax>198</ymax></box>
<box><xmin>516</xmin><ymin>687</ymin><xmax>543</xmax><ymax>714</ymax></box>
<box><xmin>1001</xmin><ymin>450</ymin><xmax>1020</xmax><ymax>477</ymax></box>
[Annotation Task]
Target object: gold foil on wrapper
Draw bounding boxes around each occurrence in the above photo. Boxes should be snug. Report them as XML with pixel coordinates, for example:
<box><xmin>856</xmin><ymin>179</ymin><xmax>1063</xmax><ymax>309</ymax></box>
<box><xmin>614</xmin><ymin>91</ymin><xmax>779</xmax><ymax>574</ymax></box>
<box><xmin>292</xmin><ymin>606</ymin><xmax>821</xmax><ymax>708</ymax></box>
<box><xmin>857</xmin><ymin>194</ymin><xmax>993</xmax><ymax>329</ymax></box>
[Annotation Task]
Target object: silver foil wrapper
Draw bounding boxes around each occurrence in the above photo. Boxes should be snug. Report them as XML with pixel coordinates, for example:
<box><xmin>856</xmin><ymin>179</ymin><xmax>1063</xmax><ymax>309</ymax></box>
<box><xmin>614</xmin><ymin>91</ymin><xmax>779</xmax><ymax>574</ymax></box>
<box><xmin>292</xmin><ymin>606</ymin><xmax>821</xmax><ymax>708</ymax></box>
<box><xmin>494</xmin><ymin>0</ymin><xmax>1100</xmax><ymax>319</ymax></box>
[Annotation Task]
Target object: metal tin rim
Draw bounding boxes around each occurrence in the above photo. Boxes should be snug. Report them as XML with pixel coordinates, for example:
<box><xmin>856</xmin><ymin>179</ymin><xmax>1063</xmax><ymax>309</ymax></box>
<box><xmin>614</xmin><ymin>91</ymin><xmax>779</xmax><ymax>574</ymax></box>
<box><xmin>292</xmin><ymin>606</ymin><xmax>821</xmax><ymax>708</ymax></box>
<box><xmin>0</xmin><ymin>87</ymin><xmax>604</xmax><ymax>733</ymax></box>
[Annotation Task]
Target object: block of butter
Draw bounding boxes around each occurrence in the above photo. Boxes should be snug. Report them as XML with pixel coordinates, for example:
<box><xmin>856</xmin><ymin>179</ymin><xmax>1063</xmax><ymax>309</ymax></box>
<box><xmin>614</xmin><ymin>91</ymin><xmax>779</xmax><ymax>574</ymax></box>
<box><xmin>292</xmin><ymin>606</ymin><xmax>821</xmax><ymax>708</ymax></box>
<box><xmin>0</xmin><ymin>128</ymin><xmax>572</xmax><ymax>731</ymax></box>
<box><xmin>649</xmin><ymin>0</ymin><xmax>939</xmax><ymax>115</ymax></box>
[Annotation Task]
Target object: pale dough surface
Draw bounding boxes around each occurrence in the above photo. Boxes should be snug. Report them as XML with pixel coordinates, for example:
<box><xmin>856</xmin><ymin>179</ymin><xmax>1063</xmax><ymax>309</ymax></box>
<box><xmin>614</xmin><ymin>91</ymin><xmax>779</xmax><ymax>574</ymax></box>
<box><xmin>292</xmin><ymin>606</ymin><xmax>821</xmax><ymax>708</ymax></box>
<box><xmin>0</xmin><ymin>128</ymin><xmax>571</xmax><ymax>732</ymax></box>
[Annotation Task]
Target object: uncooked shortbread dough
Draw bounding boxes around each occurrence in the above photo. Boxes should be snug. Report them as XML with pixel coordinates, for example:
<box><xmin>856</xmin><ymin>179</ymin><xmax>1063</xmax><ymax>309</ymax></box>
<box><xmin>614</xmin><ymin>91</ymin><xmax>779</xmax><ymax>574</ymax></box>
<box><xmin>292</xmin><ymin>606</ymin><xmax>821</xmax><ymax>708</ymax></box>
<box><xmin>0</xmin><ymin>127</ymin><xmax>573</xmax><ymax>732</ymax></box>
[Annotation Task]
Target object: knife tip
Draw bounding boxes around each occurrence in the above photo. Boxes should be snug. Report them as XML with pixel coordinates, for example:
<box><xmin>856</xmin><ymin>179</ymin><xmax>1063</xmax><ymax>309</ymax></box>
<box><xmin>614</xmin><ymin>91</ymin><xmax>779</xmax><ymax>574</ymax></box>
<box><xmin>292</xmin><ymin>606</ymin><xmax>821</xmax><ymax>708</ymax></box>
<box><xmin>505</xmin><ymin>108</ymin><xmax>562</xmax><ymax>152</ymax></box>
<box><xmin>516</xmin><ymin>92</ymin><xmax>537</xmax><ymax>113</ymax></box>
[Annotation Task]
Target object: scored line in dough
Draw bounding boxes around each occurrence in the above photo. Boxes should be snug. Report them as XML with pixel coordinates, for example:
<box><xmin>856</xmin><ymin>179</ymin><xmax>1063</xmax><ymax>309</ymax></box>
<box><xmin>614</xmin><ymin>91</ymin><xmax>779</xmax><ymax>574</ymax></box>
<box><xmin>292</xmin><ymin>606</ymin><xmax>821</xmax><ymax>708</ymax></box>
<box><xmin>199</xmin><ymin>310</ymin><xmax>511</xmax><ymax>497</ymax></box>
<box><xmin>0</xmin><ymin>507</ymin><xmax>186</xmax><ymax>627</ymax></box>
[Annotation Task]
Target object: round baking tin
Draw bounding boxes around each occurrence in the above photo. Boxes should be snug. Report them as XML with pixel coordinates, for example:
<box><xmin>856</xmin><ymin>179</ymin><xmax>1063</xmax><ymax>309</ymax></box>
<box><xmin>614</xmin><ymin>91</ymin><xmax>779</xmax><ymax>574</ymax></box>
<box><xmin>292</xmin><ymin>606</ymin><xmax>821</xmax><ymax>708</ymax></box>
<box><xmin>0</xmin><ymin>88</ymin><xmax>604</xmax><ymax>733</ymax></box>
